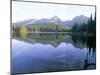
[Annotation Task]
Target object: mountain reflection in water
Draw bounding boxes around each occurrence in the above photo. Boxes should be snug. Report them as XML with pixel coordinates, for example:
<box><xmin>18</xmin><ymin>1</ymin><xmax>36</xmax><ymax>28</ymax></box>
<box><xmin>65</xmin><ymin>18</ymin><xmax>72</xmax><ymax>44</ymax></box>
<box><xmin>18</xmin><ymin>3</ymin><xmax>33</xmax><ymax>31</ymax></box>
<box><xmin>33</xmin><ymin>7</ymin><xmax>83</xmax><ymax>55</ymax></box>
<box><xmin>12</xmin><ymin>33</ymin><xmax>96</xmax><ymax>74</ymax></box>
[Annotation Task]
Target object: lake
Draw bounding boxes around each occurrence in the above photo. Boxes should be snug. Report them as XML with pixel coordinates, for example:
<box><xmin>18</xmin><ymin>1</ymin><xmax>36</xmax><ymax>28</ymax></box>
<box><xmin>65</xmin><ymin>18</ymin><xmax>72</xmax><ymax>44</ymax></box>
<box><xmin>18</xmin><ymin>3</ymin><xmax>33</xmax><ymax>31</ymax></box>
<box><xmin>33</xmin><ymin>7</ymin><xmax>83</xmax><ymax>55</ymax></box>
<box><xmin>11</xmin><ymin>33</ymin><xmax>96</xmax><ymax>74</ymax></box>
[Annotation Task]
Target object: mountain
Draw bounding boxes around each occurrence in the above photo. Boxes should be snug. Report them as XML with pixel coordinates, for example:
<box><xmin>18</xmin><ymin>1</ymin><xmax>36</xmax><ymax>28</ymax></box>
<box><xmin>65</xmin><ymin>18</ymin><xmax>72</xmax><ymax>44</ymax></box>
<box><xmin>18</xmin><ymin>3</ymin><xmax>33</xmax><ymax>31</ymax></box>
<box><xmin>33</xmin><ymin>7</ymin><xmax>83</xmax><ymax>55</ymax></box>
<box><xmin>32</xmin><ymin>16</ymin><xmax>62</xmax><ymax>24</ymax></box>
<box><xmin>34</xmin><ymin>18</ymin><xmax>49</xmax><ymax>24</ymax></box>
<box><xmin>49</xmin><ymin>16</ymin><xmax>62</xmax><ymax>24</ymax></box>
<box><xmin>13</xmin><ymin>15</ymin><xmax>89</xmax><ymax>27</ymax></box>
<box><xmin>14</xmin><ymin>19</ymin><xmax>36</xmax><ymax>25</ymax></box>
<box><xmin>64</xmin><ymin>15</ymin><xmax>88</xmax><ymax>27</ymax></box>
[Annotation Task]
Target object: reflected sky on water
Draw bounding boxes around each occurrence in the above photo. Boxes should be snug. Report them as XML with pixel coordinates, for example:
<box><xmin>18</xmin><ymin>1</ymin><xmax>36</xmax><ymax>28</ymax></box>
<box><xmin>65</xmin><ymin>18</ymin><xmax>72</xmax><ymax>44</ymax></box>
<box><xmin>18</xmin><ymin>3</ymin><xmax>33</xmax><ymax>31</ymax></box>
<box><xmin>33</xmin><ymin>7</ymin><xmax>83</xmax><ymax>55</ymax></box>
<box><xmin>12</xmin><ymin>33</ymin><xmax>96</xmax><ymax>74</ymax></box>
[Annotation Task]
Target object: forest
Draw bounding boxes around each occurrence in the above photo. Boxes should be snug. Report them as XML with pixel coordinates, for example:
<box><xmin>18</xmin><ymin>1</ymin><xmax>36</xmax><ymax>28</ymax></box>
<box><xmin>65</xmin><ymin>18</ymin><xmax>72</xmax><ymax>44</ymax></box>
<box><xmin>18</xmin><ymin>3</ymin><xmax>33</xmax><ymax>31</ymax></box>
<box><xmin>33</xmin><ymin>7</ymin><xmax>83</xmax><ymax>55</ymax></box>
<box><xmin>71</xmin><ymin>13</ymin><xmax>96</xmax><ymax>36</ymax></box>
<box><xmin>12</xmin><ymin>13</ymin><xmax>96</xmax><ymax>36</ymax></box>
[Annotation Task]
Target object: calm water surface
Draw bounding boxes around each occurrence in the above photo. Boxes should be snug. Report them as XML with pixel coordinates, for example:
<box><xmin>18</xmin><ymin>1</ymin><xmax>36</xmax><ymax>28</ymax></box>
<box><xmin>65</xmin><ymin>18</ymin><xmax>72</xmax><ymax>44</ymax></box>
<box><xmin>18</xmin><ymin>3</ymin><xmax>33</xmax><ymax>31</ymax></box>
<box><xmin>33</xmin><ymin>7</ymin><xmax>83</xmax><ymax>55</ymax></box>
<box><xmin>12</xmin><ymin>33</ymin><xmax>96</xmax><ymax>74</ymax></box>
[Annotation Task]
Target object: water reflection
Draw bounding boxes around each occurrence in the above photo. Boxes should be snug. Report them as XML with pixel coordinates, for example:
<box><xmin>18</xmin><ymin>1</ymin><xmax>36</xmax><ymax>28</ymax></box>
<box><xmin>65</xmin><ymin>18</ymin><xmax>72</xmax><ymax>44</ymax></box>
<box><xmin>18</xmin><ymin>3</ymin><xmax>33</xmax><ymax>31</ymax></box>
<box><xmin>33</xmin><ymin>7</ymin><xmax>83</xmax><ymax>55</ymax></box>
<box><xmin>12</xmin><ymin>33</ymin><xmax>96</xmax><ymax>74</ymax></box>
<box><xmin>71</xmin><ymin>35</ymin><xmax>96</xmax><ymax>69</ymax></box>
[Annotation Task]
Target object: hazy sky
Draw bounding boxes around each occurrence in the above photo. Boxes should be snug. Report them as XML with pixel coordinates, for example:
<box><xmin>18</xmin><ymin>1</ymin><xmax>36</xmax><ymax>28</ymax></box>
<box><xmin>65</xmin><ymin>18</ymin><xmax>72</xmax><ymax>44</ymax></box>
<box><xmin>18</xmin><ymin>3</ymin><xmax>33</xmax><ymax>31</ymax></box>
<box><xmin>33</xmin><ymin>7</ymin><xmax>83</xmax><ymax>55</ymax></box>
<box><xmin>12</xmin><ymin>1</ymin><xmax>95</xmax><ymax>23</ymax></box>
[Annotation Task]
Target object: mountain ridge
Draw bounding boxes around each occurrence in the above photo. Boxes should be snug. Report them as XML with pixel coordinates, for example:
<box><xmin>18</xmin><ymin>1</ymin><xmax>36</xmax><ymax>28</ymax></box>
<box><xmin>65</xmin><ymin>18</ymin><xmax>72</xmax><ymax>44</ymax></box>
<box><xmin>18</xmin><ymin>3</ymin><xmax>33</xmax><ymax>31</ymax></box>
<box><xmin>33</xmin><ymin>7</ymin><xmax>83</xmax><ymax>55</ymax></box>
<box><xmin>13</xmin><ymin>15</ymin><xmax>89</xmax><ymax>27</ymax></box>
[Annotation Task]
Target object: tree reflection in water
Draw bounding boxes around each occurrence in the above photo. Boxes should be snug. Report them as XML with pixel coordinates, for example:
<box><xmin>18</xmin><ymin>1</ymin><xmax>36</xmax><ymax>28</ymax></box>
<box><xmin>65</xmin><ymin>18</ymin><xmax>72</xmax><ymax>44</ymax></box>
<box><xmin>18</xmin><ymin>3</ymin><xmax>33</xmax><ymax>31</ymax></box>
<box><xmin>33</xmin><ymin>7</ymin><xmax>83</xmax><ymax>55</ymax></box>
<box><xmin>13</xmin><ymin>33</ymin><xmax>96</xmax><ymax>70</ymax></box>
<box><xmin>71</xmin><ymin>35</ymin><xmax>96</xmax><ymax>69</ymax></box>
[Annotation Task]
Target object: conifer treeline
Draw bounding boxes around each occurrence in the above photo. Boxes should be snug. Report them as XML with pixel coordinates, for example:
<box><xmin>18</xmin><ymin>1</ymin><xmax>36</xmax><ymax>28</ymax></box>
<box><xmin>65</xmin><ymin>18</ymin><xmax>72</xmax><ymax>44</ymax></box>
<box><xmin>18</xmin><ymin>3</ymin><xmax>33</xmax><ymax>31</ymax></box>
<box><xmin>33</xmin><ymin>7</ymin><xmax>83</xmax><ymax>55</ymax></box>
<box><xmin>71</xmin><ymin>12</ymin><xmax>96</xmax><ymax>36</ymax></box>
<box><xmin>12</xmin><ymin>12</ymin><xmax>96</xmax><ymax>35</ymax></box>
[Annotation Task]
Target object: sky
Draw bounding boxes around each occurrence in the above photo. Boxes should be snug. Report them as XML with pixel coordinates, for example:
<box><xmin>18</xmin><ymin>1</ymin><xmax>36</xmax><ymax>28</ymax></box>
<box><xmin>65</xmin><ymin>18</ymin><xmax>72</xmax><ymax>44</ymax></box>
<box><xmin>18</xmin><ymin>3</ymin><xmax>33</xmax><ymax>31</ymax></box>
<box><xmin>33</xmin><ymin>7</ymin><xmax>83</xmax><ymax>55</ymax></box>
<box><xmin>12</xmin><ymin>1</ymin><xmax>95</xmax><ymax>23</ymax></box>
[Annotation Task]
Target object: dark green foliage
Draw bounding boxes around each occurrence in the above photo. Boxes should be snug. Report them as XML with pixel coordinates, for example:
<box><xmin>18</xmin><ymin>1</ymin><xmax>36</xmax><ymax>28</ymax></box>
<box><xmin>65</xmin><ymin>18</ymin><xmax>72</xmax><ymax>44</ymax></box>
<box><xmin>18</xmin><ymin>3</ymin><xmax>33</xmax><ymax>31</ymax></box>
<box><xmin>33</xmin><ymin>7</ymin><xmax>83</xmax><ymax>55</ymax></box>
<box><xmin>12</xmin><ymin>12</ymin><xmax>96</xmax><ymax>35</ymax></box>
<box><xmin>71</xmin><ymin>13</ymin><xmax>96</xmax><ymax>36</ymax></box>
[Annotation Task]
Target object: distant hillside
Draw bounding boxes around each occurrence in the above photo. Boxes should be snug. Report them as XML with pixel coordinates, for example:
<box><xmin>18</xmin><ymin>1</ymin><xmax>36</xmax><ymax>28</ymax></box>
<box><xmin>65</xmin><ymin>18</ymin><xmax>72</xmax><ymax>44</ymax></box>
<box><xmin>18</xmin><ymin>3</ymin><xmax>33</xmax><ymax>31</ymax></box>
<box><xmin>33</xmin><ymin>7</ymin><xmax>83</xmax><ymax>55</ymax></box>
<box><xmin>63</xmin><ymin>15</ymin><xmax>88</xmax><ymax>27</ymax></box>
<box><xmin>13</xmin><ymin>15</ymin><xmax>89</xmax><ymax>27</ymax></box>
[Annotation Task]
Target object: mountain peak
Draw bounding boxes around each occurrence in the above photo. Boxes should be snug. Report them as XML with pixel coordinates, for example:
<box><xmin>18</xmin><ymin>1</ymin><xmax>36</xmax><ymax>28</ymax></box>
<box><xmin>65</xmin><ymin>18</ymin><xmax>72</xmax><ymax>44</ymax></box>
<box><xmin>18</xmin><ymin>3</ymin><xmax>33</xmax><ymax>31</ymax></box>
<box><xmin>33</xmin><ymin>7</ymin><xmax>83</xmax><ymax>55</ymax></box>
<box><xmin>50</xmin><ymin>16</ymin><xmax>61</xmax><ymax>23</ymax></box>
<box><xmin>51</xmin><ymin>16</ymin><xmax>60</xmax><ymax>20</ymax></box>
<box><xmin>74</xmin><ymin>15</ymin><xmax>88</xmax><ymax>19</ymax></box>
<box><xmin>13</xmin><ymin>15</ymin><xmax>89</xmax><ymax>27</ymax></box>
<box><xmin>52</xmin><ymin>15</ymin><xmax>59</xmax><ymax>18</ymax></box>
